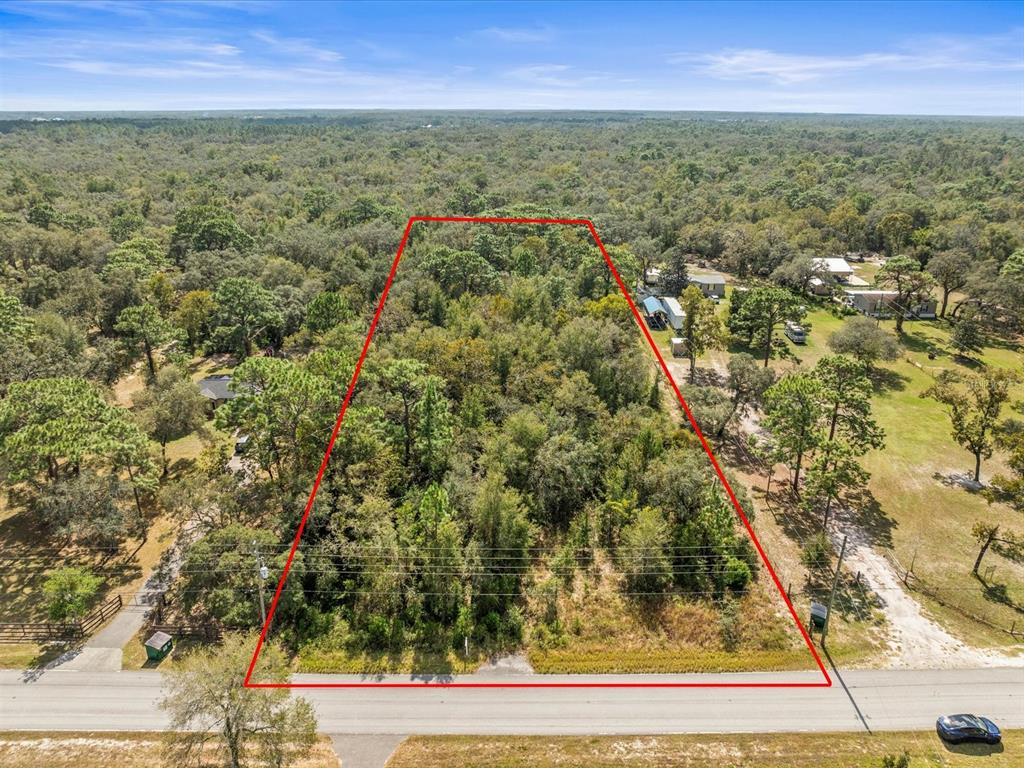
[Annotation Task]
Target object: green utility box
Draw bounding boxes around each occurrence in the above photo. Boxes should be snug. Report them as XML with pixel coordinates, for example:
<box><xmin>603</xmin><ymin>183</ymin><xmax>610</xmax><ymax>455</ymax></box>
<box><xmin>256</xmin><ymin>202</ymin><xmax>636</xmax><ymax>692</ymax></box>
<box><xmin>144</xmin><ymin>630</ymin><xmax>173</xmax><ymax>661</ymax></box>
<box><xmin>810</xmin><ymin>602</ymin><xmax>828</xmax><ymax>631</ymax></box>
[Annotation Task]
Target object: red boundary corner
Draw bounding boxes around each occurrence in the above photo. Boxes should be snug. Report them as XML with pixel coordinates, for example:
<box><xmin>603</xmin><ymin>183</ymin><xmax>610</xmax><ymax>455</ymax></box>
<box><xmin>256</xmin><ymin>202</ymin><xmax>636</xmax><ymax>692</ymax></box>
<box><xmin>245</xmin><ymin>215</ymin><xmax>833</xmax><ymax>689</ymax></box>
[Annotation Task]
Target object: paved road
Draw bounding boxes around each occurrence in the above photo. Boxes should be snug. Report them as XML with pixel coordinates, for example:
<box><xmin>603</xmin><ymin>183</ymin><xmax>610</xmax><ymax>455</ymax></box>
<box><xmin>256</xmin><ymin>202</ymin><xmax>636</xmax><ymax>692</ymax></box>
<box><xmin>1</xmin><ymin>668</ymin><xmax>1021</xmax><ymax>734</ymax></box>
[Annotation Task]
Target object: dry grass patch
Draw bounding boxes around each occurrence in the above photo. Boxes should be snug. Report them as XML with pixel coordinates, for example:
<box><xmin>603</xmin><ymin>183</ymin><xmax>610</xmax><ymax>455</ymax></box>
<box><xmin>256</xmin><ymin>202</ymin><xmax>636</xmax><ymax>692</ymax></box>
<box><xmin>0</xmin><ymin>732</ymin><xmax>339</xmax><ymax>768</ymax></box>
<box><xmin>524</xmin><ymin>551</ymin><xmax>821</xmax><ymax>674</ymax></box>
<box><xmin>295</xmin><ymin>646</ymin><xmax>484</xmax><ymax>675</ymax></box>
<box><xmin>388</xmin><ymin>731</ymin><xmax>1020</xmax><ymax>768</ymax></box>
<box><xmin>0</xmin><ymin>643</ymin><xmax>44</xmax><ymax>669</ymax></box>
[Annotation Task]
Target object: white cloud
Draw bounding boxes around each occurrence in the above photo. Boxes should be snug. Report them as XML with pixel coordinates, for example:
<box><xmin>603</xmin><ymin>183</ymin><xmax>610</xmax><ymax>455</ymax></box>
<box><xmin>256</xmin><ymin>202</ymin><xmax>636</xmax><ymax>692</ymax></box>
<box><xmin>250</xmin><ymin>30</ymin><xmax>343</xmax><ymax>62</ymax></box>
<box><xmin>671</xmin><ymin>32</ymin><xmax>1024</xmax><ymax>85</ymax></box>
<box><xmin>474</xmin><ymin>25</ymin><xmax>556</xmax><ymax>44</ymax></box>
<box><xmin>505</xmin><ymin>64</ymin><xmax>606</xmax><ymax>88</ymax></box>
<box><xmin>0</xmin><ymin>34</ymin><xmax>241</xmax><ymax>61</ymax></box>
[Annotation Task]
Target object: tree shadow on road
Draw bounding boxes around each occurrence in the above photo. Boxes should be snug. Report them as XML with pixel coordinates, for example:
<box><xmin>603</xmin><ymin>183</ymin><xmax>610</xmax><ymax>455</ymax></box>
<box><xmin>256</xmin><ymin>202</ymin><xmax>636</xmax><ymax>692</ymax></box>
<box><xmin>19</xmin><ymin>640</ymin><xmax>84</xmax><ymax>683</ymax></box>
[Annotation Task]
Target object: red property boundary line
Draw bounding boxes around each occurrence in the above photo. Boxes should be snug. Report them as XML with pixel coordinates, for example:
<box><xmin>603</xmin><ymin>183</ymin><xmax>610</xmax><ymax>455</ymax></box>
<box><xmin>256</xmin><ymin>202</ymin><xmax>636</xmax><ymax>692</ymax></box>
<box><xmin>245</xmin><ymin>215</ymin><xmax>833</xmax><ymax>689</ymax></box>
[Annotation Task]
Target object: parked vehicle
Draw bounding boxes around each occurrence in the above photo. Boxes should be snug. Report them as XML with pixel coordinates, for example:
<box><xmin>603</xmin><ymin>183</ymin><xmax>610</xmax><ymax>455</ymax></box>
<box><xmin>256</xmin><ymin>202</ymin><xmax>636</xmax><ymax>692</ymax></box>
<box><xmin>234</xmin><ymin>434</ymin><xmax>251</xmax><ymax>455</ymax></box>
<box><xmin>936</xmin><ymin>714</ymin><xmax>1001</xmax><ymax>745</ymax></box>
<box><xmin>784</xmin><ymin>320</ymin><xmax>807</xmax><ymax>344</ymax></box>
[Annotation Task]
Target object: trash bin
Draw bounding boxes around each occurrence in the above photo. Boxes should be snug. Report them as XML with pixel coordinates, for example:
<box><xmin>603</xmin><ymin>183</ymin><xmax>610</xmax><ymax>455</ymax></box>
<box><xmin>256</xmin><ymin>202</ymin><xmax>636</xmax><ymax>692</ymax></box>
<box><xmin>810</xmin><ymin>602</ymin><xmax>828</xmax><ymax>631</ymax></box>
<box><xmin>144</xmin><ymin>630</ymin><xmax>173</xmax><ymax>661</ymax></box>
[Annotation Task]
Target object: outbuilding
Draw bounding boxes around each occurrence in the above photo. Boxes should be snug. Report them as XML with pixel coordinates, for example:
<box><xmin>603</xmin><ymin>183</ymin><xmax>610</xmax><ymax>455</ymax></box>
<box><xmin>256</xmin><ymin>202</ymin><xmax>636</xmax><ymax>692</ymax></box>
<box><xmin>144</xmin><ymin>630</ymin><xmax>173</xmax><ymax>662</ymax></box>
<box><xmin>641</xmin><ymin>295</ymin><xmax>668</xmax><ymax>329</ymax></box>
<box><xmin>812</xmin><ymin>257</ymin><xmax>855</xmax><ymax>281</ymax></box>
<box><xmin>841</xmin><ymin>289</ymin><xmax>937</xmax><ymax>319</ymax></box>
<box><xmin>808</xmin><ymin>257</ymin><xmax>869</xmax><ymax>295</ymax></box>
<box><xmin>659</xmin><ymin>296</ymin><xmax>686</xmax><ymax>331</ymax></box>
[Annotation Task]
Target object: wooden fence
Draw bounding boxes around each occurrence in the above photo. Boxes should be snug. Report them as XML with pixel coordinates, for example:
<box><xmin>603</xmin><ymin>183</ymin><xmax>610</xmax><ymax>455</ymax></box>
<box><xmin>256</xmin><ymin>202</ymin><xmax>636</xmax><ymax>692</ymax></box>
<box><xmin>0</xmin><ymin>595</ymin><xmax>123</xmax><ymax>643</ymax></box>
<box><xmin>146</xmin><ymin>622</ymin><xmax>222</xmax><ymax>642</ymax></box>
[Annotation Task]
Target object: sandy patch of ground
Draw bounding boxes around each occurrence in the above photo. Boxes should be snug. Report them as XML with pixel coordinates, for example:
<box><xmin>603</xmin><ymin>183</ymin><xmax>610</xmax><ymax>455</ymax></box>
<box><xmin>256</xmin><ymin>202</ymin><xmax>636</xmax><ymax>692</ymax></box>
<box><xmin>831</xmin><ymin>520</ymin><xmax>1023</xmax><ymax>669</ymax></box>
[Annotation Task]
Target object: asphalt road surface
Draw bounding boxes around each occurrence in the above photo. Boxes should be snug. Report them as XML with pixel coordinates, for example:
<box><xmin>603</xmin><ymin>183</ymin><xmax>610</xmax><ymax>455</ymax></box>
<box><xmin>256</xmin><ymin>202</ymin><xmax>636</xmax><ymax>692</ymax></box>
<box><xmin>1</xmin><ymin>668</ymin><xmax>1021</xmax><ymax>734</ymax></box>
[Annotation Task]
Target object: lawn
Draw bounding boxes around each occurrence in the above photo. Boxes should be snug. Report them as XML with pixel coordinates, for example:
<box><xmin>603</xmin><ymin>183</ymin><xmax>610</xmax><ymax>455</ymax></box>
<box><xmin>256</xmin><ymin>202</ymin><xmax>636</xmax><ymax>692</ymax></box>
<box><xmin>0</xmin><ymin>498</ymin><xmax>179</xmax><ymax>667</ymax></box>
<box><xmin>388</xmin><ymin>731</ymin><xmax>1020</xmax><ymax>768</ymax></box>
<box><xmin>796</xmin><ymin>309</ymin><xmax>1022</xmax><ymax>646</ymax></box>
<box><xmin>701</xmin><ymin>297</ymin><xmax>1024</xmax><ymax>649</ymax></box>
<box><xmin>0</xmin><ymin>732</ymin><xmax>339</xmax><ymax>768</ymax></box>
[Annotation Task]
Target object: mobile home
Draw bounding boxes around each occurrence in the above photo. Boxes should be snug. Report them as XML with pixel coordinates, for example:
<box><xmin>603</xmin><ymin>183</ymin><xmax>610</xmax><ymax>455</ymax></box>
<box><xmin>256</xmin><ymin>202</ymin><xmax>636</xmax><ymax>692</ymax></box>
<box><xmin>659</xmin><ymin>296</ymin><xmax>686</xmax><ymax>331</ymax></box>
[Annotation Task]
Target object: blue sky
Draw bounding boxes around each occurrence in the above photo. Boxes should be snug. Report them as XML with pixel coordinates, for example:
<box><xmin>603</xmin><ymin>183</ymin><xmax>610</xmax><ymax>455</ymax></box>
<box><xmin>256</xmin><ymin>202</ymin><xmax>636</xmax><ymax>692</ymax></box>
<box><xmin>1</xmin><ymin>1</ymin><xmax>1021</xmax><ymax>115</ymax></box>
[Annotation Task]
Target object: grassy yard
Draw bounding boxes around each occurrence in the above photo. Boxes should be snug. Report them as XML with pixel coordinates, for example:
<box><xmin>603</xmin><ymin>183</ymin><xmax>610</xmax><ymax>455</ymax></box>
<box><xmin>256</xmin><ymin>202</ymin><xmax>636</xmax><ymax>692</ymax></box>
<box><xmin>0</xmin><ymin>732</ymin><xmax>339</xmax><ymax>768</ymax></box>
<box><xmin>388</xmin><ymin>731</ymin><xmax>1019</xmax><ymax>768</ymax></box>
<box><xmin>686</xmin><ymin>287</ymin><xmax>1024</xmax><ymax>650</ymax></box>
<box><xmin>0</xmin><ymin>491</ymin><xmax>181</xmax><ymax>668</ymax></box>
<box><xmin>0</xmin><ymin>508</ymin><xmax>178</xmax><ymax>623</ymax></box>
<box><xmin>0</xmin><ymin>352</ymin><xmax>230</xmax><ymax>669</ymax></box>
<box><xmin>0</xmin><ymin>643</ymin><xmax>44</xmax><ymax>668</ymax></box>
<box><xmin>787</xmin><ymin>308</ymin><xmax>1024</xmax><ymax>647</ymax></box>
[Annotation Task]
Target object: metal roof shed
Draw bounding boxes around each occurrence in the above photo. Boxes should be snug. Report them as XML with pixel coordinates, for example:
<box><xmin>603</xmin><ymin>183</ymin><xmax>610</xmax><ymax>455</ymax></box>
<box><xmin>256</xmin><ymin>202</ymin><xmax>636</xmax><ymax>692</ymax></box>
<box><xmin>641</xmin><ymin>295</ymin><xmax>665</xmax><ymax>316</ymax></box>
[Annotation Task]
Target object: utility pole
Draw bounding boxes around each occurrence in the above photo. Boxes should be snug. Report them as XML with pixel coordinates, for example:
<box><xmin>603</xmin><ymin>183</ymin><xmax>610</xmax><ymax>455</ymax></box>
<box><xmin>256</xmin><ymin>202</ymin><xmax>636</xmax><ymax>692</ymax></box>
<box><xmin>822</xmin><ymin>534</ymin><xmax>847</xmax><ymax>643</ymax></box>
<box><xmin>252</xmin><ymin>540</ymin><xmax>269</xmax><ymax>628</ymax></box>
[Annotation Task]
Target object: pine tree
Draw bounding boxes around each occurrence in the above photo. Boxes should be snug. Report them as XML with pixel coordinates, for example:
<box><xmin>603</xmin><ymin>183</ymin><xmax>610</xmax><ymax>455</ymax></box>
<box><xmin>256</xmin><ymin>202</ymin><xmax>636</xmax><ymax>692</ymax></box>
<box><xmin>763</xmin><ymin>373</ymin><xmax>826</xmax><ymax>495</ymax></box>
<box><xmin>415</xmin><ymin>376</ymin><xmax>453</xmax><ymax>481</ymax></box>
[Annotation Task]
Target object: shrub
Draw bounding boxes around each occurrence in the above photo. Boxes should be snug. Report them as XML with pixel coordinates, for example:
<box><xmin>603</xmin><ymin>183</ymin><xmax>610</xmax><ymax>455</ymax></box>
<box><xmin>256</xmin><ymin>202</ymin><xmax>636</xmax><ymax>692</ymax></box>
<box><xmin>718</xmin><ymin>599</ymin><xmax>742</xmax><ymax>651</ymax></box>
<box><xmin>363</xmin><ymin>614</ymin><xmax>390</xmax><ymax>649</ymax></box>
<box><xmin>801</xmin><ymin>532</ymin><xmax>833</xmax><ymax>572</ymax></box>
<box><xmin>881</xmin><ymin>751</ymin><xmax>910</xmax><ymax>768</ymax></box>
<box><xmin>723</xmin><ymin>556</ymin><xmax>752</xmax><ymax>591</ymax></box>
<box><xmin>43</xmin><ymin>567</ymin><xmax>102</xmax><ymax>622</ymax></box>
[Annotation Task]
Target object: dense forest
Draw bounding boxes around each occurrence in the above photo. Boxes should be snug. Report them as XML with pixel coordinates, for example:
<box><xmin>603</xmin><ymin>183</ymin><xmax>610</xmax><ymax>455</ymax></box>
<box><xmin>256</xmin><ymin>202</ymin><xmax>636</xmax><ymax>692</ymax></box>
<box><xmin>1</xmin><ymin>113</ymin><xmax>1021</xmax><ymax>669</ymax></box>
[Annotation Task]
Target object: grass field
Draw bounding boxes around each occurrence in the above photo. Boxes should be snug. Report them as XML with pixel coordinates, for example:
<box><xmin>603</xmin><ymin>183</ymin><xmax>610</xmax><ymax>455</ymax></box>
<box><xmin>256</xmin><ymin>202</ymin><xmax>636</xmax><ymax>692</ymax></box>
<box><xmin>649</xmin><ymin>274</ymin><xmax>1022</xmax><ymax>653</ymax></box>
<box><xmin>780</xmin><ymin>307</ymin><xmax>1024</xmax><ymax>647</ymax></box>
<box><xmin>0</xmin><ymin>732</ymin><xmax>339</xmax><ymax>768</ymax></box>
<box><xmin>387</xmin><ymin>731</ymin><xmax>1019</xmax><ymax>768</ymax></box>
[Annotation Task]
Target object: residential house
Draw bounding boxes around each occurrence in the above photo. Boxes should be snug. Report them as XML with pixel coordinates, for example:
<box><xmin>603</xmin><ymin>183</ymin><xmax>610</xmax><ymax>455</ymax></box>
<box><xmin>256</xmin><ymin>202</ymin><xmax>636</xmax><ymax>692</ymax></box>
<box><xmin>197</xmin><ymin>374</ymin><xmax>238</xmax><ymax>409</ymax></box>
<box><xmin>687</xmin><ymin>270</ymin><xmax>726</xmax><ymax>298</ymax></box>
<box><xmin>841</xmin><ymin>289</ymin><xmax>937</xmax><ymax>319</ymax></box>
<box><xmin>808</xmin><ymin>257</ymin><xmax>869</xmax><ymax>296</ymax></box>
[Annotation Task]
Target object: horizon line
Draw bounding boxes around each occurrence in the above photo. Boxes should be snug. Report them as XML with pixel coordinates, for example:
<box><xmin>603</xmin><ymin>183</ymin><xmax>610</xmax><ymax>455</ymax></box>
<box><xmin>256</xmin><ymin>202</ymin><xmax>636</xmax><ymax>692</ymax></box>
<box><xmin>1</xmin><ymin>107</ymin><xmax>1021</xmax><ymax>120</ymax></box>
